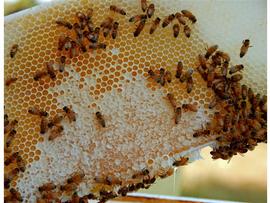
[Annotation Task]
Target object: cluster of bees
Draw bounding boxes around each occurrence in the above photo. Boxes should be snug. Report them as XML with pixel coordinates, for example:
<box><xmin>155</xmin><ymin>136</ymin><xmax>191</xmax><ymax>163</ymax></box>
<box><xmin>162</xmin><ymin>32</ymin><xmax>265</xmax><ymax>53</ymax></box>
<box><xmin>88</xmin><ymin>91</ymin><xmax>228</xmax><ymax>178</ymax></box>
<box><xmin>33</xmin><ymin>156</ymin><xmax>188</xmax><ymax>202</ymax></box>
<box><xmin>4</xmin><ymin>114</ymin><xmax>23</xmax><ymax>202</ymax></box>
<box><xmin>194</xmin><ymin>43</ymin><xmax>266</xmax><ymax>160</ymax></box>
<box><xmin>4</xmin><ymin>142</ymin><xmax>25</xmax><ymax>202</ymax></box>
<box><xmin>26</xmin><ymin>106</ymin><xmax>75</xmax><ymax>141</ymax></box>
<box><xmin>130</xmin><ymin>0</ymin><xmax>196</xmax><ymax>37</ymax></box>
<box><xmin>36</xmin><ymin>172</ymin><xmax>88</xmax><ymax>202</ymax></box>
<box><xmin>4</xmin><ymin>0</ymin><xmax>266</xmax><ymax>202</ymax></box>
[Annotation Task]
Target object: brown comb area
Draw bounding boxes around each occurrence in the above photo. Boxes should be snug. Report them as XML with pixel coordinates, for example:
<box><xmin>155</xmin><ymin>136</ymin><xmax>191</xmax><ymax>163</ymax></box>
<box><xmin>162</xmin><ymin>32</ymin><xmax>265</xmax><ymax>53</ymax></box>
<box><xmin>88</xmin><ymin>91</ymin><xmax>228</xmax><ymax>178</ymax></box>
<box><xmin>4</xmin><ymin>0</ymin><xmax>266</xmax><ymax>202</ymax></box>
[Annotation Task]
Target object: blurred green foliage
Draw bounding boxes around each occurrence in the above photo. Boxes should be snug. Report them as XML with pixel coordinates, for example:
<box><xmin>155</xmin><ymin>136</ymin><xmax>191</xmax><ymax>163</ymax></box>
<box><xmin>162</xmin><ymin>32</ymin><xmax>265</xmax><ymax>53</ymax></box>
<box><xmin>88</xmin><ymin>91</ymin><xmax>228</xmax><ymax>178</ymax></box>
<box><xmin>4</xmin><ymin>0</ymin><xmax>37</xmax><ymax>16</ymax></box>
<box><xmin>181</xmin><ymin>178</ymin><xmax>267</xmax><ymax>203</ymax></box>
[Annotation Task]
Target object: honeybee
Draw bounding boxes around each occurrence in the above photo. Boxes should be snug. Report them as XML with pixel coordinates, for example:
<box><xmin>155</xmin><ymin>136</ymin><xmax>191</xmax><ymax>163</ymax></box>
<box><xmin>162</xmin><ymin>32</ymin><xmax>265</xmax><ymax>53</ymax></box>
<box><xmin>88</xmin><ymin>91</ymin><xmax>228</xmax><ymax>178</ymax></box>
<box><xmin>198</xmin><ymin>54</ymin><xmax>207</xmax><ymax>70</ymax></box>
<box><xmin>197</xmin><ymin>66</ymin><xmax>207</xmax><ymax>81</ymax></box>
<box><xmin>207</xmin><ymin>65</ymin><xmax>215</xmax><ymax>87</ymax></box>
<box><xmin>46</xmin><ymin>62</ymin><xmax>56</xmax><ymax>80</ymax></box>
<box><xmin>209</xmin><ymin>97</ymin><xmax>219</xmax><ymax>109</ymax></box>
<box><xmin>58</xmin><ymin>35</ymin><xmax>66</xmax><ymax>51</ymax></box>
<box><xmin>248</xmin><ymin>87</ymin><xmax>254</xmax><ymax>102</ymax></box>
<box><xmin>87</xmin><ymin>19</ymin><xmax>95</xmax><ymax>33</ymax></box>
<box><xmin>5</xmin><ymin>77</ymin><xmax>18</xmax><ymax>86</ymax></box>
<box><xmin>33</xmin><ymin>70</ymin><xmax>48</xmax><ymax>81</ymax></box>
<box><xmin>70</xmin><ymin>192</ymin><xmax>80</xmax><ymax>202</ymax></box>
<box><xmin>216</xmin><ymin>51</ymin><xmax>230</xmax><ymax>63</ymax></box>
<box><xmin>165</xmin><ymin>71</ymin><xmax>172</xmax><ymax>83</ymax></box>
<box><xmin>241</xmin><ymin>84</ymin><xmax>247</xmax><ymax>100</ymax></box>
<box><xmin>101</xmin><ymin>17</ymin><xmax>114</xmax><ymax>37</ymax></box>
<box><xmin>181</xmin><ymin>10</ymin><xmax>197</xmax><ymax>23</ymax></box>
<box><xmin>48</xmin><ymin>125</ymin><xmax>64</xmax><ymax>140</ymax></box>
<box><xmin>180</xmin><ymin>68</ymin><xmax>193</xmax><ymax>83</ymax></box>
<box><xmin>38</xmin><ymin>182</ymin><xmax>56</xmax><ymax>192</ymax></box>
<box><xmin>59</xmin><ymin>56</ymin><xmax>66</xmax><ymax>72</ymax></box>
<box><xmin>162</xmin><ymin>14</ymin><xmax>175</xmax><ymax>28</ymax></box>
<box><xmin>100</xmin><ymin>189</ymin><xmax>117</xmax><ymax>199</ymax></box>
<box><xmin>172</xmin><ymin>157</ymin><xmax>189</xmax><ymax>167</ymax></box>
<box><xmin>96</xmin><ymin>112</ymin><xmax>106</xmax><ymax>127</ymax></box>
<box><xmin>5</xmin><ymin>168</ymin><xmax>20</xmax><ymax>183</ymax></box>
<box><xmin>143</xmin><ymin>176</ymin><xmax>156</xmax><ymax>184</ymax></box>
<box><xmin>253</xmin><ymin>93</ymin><xmax>261</xmax><ymax>109</ymax></box>
<box><xmin>240</xmin><ymin>39</ymin><xmax>251</xmax><ymax>58</ymax></box>
<box><xmin>186</xmin><ymin>76</ymin><xmax>193</xmax><ymax>93</ymax></box>
<box><xmin>67</xmin><ymin>172</ymin><xmax>85</xmax><ymax>184</ymax></box>
<box><xmin>56</xmin><ymin>19</ymin><xmax>73</xmax><ymax>29</ymax></box>
<box><xmin>63</xmin><ymin>37</ymin><xmax>72</xmax><ymax>51</ymax></box>
<box><xmin>111</xmin><ymin>22</ymin><xmax>119</xmax><ymax>39</ymax></box>
<box><xmin>247</xmin><ymin>118</ymin><xmax>262</xmax><ymax>130</ymax></box>
<box><xmin>10</xmin><ymin>44</ymin><xmax>19</xmax><ymax>58</ymax></box>
<box><xmin>110</xmin><ymin>5</ymin><xmax>126</xmax><ymax>15</ymax></box>
<box><xmin>34</xmin><ymin>71</ymin><xmax>48</xmax><ymax>81</ymax></box>
<box><xmin>158</xmin><ymin>168</ymin><xmax>174</xmax><ymax>179</ymax></box>
<box><xmin>254</xmin><ymin>128</ymin><xmax>267</xmax><ymax>141</ymax></box>
<box><xmin>205</xmin><ymin>45</ymin><xmax>218</xmax><ymax>59</ymax></box>
<box><xmin>210</xmin><ymin>150</ymin><xmax>223</xmax><ymax>160</ymax></box>
<box><xmin>182</xmin><ymin>103</ymin><xmax>197</xmax><ymax>112</ymax></box>
<box><xmin>73</xmin><ymin>23</ymin><xmax>84</xmax><ymax>39</ymax></box>
<box><xmin>167</xmin><ymin>93</ymin><xmax>177</xmax><ymax>109</ymax></box>
<box><xmin>149</xmin><ymin>17</ymin><xmax>161</xmax><ymax>34</ymax></box>
<box><xmin>173</xmin><ymin>24</ymin><xmax>180</xmax><ymax>38</ymax></box>
<box><xmin>259</xmin><ymin>95</ymin><xmax>267</xmax><ymax>111</ymax></box>
<box><xmin>158</xmin><ymin>68</ymin><xmax>166</xmax><ymax>86</ymax></box>
<box><xmin>230</xmin><ymin>74</ymin><xmax>243</xmax><ymax>82</ymax></box>
<box><xmin>183</xmin><ymin>25</ymin><xmax>191</xmax><ymax>38</ymax></box>
<box><xmin>60</xmin><ymin>182</ymin><xmax>77</xmax><ymax>192</ymax></box>
<box><xmin>134</xmin><ymin>18</ymin><xmax>146</xmax><ymax>37</ymax></box>
<box><xmin>16</xmin><ymin>155</ymin><xmax>26</xmax><ymax>172</ymax></box>
<box><xmin>141</xmin><ymin>0</ymin><xmax>148</xmax><ymax>12</ymax></box>
<box><xmin>221</xmin><ymin>61</ymin><xmax>229</xmax><ymax>77</ymax></box>
<box><xmin>118</xmin><ymin>186</ymin><xmax>128</xmax><ymax>196</ymax></box>
<box><xmin>175</xmin><ymin>61</ymin><xmax>183</xmax><ymax>78</ymax></box>
<box><xmin>4</xmin><ymin>119</ymin><xmax>18</xmax><ymax>134</ymax></box>
<box><xmin>132</xmin><ymin>168</ymin><xmax>149</xmax><ymax>179</ymax></box>
<box><xmin>76</xmin><ymin>12</ymin><xmax>86</xmax><ymax>22</ymax></box>
<box><xmin>5</xmin><ymin>129</ymin><xmax>17</xmax><ymax>148</ymax></box>
<box><xmin>223</xmin><ymin>114</ymin><xmax>231</xmax><ymax>132</ymax></box>
<box><xmin>63</xmin><ymin>106</ymin><xmax>76</xmax><ymax>122</ymax></box>
<box><xmin>147</xmin><ymin>4</ymin><xmax>155</xmax><ymax>18</ymax></box>
<box><xmin>148</xmin><ymin>69</ymin><xmax>157</xmax><ymax>81</ymax></box>
<box><xmin>4</xmin><ymin>175</ymin><xmax>11</xmax><ymax>189</ymax></box>
<box><xmin>9</xmin><ymin>188</ymin><xmax>23</xmax><ymax>202</ymax></box>
<box><xmin>76</xmin><ymin>38</ymin><xmax>87</xmax><ymax>53</ymax></box>
<box><xmin>70</xmin><ymin>41</ymin><xmax>79</xmax><ymax>58</ymax></box>
<box><xmin>48</xmin><ymin>115</ymin><xmax>63</xmax><ymax>128</ymax></box>
<box><xmin>40</xmin><ymin>117</ymin><xmax>48</xmax><ymax>134</ymax></box>
<box><xmin>94</xmin><ymin>176</ymin><xmax>110</xmax><ymax>185</ymax></box>
<box><xmin>193</xmin><ymin>128</ymin><xmax>210</xmax><ymax>138</ymax></box>
<box><xmin>28</xmin><ymin>107</ymin><xmax>48</xmax><ymax>117</ymax></box>
<box><xmin>89</xmin><ymin>42</ymin><xmax>107</xmax><ymax>50</ymax></box>
<box><xmin>211</xmin><ymin>53</ymin><xmax>222</xmax><ymax>66</ymax></box>
<box><xmin>106</xmin><ymin>176</ymin><xmax>122</xmax><ymax>185</ymax></box>
<box><xmin>4</xmin><ymin>152</ymin><xmax>19</xmax><ymax>166</ymax></box>
<box><xmin>175</xmin><ymin>12</ymin><xmax>186</xmax><ymax>25</ymax></box>
<box><xmin>229</xmin><ymin>64</ymin><xmax>244</xmax><ymax>74</ymax></box>
<box><xmin>129</xmin><ymin>14</ymin><xmax>146</xmax><ymax>23</ymax></box>
<box><xmin>175</xmin><ymin>107</ymin><xmax>182</xmax><ymax>124</ymax></box>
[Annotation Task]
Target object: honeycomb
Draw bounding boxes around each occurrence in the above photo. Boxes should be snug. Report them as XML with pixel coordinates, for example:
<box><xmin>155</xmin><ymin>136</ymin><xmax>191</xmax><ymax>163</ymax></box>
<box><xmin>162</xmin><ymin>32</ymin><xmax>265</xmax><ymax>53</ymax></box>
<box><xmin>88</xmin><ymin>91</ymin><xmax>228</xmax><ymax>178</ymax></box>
<box><xmin>4</xmin><ymin>0</ymin><xmax>266</xmax><ymax>202</ymax></box>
